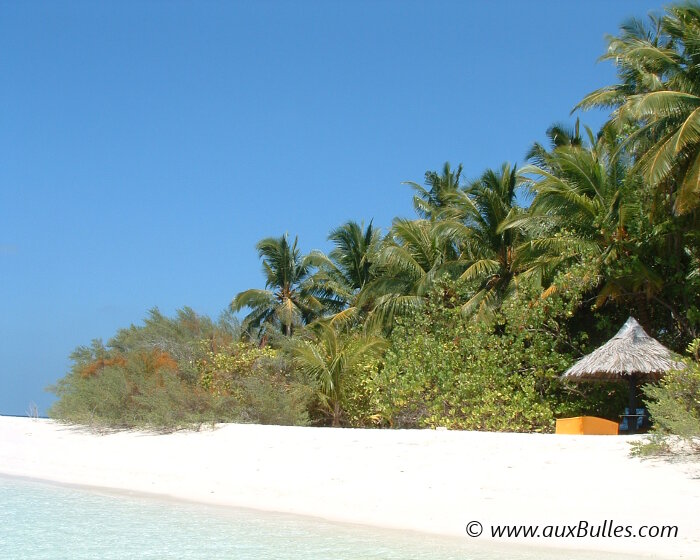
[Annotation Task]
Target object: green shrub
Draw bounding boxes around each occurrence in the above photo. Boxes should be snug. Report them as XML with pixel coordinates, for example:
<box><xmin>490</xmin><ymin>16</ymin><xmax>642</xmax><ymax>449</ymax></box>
<box><xmin>49</xmin><ymin>309</ymin><xmax>312</xmax><ymax>430</ymax></box>
<box><xmin>635</xmin><ymin>362</ymin><xmax>700</xmax><ymax>455</ymax></box>
<box><xmin>370</xmin><ymin>305</ymin><xmax>558</xmax><ymax>431</ymax></box>
<box><xmin>361</xmin><ymin>271</ymin><xmax>626</xmax><ymax>432</ymax></box>
<box><xmin>237</xmin><ymin>375</ymin><xmax>311</xmax><ymax>426</ymax></box>
<box><xmin>199</xmin><ymin>343</ymin><xmax>312</xmax><ymax>426</ymax></box>
<box><xmin>339</xmin><ymin>355</ymin><xmax>385</xmax><ymax>427</ymax></box>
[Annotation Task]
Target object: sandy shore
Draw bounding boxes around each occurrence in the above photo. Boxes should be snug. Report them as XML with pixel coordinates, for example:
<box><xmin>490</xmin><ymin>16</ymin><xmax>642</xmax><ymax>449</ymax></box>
<box><xmin>0</xmin><ymin>417</ymin><xmax>698</xmax><ymax>558</ymax></box>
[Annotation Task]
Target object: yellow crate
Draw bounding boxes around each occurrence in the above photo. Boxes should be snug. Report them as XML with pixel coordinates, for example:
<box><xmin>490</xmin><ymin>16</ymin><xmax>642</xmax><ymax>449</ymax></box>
<box><xmin>555</xmin><ymin>416</ymin><xmax>619</xmax><ymax>435</ymax></box>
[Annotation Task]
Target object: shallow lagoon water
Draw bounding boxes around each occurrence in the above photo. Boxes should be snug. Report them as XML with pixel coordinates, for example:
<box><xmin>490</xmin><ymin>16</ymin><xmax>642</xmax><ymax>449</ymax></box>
<box><xmin>0</xmin><ymin>476</ymin><xmax>646</xmax><ymax>560</ymax></box>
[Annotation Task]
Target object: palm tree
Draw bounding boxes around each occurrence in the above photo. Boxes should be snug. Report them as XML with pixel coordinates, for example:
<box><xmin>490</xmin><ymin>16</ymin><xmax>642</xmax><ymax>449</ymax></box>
<box><xmin>362</xmin><ymin>218</ymin><xmax>460</xmax><ymax>328</ymax></box>
<box><xmin>292</xmin><ymin>323</ymin><xmax>385</xmax><ymax>426</ymax></box>
<box><xmin>404</xmin><ymin>162</ymin><xmax>464</xmax><ymax>221</ymax></box>
<box><xmin>518</xmin><ymin>126</ymin><xmax>628</xmax><ymax>250</ymax></box>
<box><xmin>527</xmin><ymin>118</ymin><xmax>584</xmax><ymax>165</ymax></box>
<box><xmin>437</xmin><ymin>163</ymin><xmax>527</xmax><ymax>317</ymax></box>
<box><xmin>516</xmin><ymin>125</ymin><xmax>665</xmax><ymax>320</ymax></box>
<box><xmin>306</xmin><ymin>221</ymin><xmax>382</xmax><ymax>327</ymax></box>
<box><xmin>326</xmin><ymin>220</ymin><xmax>381</xmax><ymax>291</ymax></box>
<box><xmin>576</xmin><ymin>4</ymin><xmax>700</xmax><ymax>214</ymax></box>
<box><xmin>232</xmin><ymin>234</ymin><xmax>326</xmax><ymax>336</ymax></box>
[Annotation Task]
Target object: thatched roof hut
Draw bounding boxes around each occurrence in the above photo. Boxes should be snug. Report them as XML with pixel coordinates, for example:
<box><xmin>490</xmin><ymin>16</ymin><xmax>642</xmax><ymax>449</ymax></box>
<box><xmin>563</xmin><ymin>317</ymin><xmax>685</xmax><ymax>382</ymax></box>
<box><xmin>562</xmin><ymin>317</ymin><xmax>685</xmax><ymax>433</ymax></box>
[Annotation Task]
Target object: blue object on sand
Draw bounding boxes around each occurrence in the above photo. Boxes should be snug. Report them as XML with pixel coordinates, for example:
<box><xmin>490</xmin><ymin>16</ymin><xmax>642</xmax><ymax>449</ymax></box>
<box><xmin>619</xmin><ymin>408</ymin><xmax>645</xmax><ymax>432</ymax></box>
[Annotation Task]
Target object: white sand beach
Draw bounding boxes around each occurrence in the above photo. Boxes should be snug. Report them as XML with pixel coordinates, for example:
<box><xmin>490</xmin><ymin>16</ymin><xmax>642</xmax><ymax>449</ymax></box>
<box><xmin>0</xmin><ymin>416</ymin><xmax>698</xmax><ymax>558</ymax></box>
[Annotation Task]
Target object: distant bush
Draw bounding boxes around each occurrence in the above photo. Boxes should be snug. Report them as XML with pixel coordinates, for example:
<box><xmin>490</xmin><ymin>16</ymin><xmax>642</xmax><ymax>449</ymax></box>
<box><xmin>49</xmin><ymin>308</ymin><xmax>312</xmax><ymax>430</ymax></box>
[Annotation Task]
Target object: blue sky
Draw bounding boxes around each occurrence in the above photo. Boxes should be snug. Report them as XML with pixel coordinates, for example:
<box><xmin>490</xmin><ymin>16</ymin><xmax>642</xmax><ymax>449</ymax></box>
<box><xmin>0</xmin><ymin>0</ymin><xmax>668</xmax><ymax>416</ymax></box>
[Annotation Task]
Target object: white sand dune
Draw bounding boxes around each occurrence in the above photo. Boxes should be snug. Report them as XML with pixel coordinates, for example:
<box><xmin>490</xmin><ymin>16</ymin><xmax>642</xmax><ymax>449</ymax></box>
<box><xmin>1</xmin><ymin>416</ymin><xmax>698</xmax><ymax>558</ymax></box>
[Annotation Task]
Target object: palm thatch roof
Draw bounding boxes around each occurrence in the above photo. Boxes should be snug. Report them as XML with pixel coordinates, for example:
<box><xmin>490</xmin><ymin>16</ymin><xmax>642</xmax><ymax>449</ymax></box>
<box><xmin>563</xmin><ymin>317</ymin><xmax>686</xmax><ymax>382</ymax></box>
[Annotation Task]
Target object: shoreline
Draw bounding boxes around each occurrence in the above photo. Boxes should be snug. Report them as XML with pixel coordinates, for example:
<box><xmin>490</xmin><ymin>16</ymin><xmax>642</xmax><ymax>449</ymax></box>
<box><xmin>1</xmin><ymin>417</ymin><xmax>698</xmax><ymax>558</ymax></box>
<box><xmin>0</xmin><ymin>472</ymin><xmax>651</xmax><ymax>560</ymax></box>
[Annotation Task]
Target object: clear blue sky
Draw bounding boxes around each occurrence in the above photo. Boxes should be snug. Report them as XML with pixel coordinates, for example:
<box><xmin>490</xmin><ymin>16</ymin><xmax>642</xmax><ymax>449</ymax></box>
<box><xmin>1</xmin><ymin>0</ymin><xmax>668</xmax><ymax>416</ymax></box>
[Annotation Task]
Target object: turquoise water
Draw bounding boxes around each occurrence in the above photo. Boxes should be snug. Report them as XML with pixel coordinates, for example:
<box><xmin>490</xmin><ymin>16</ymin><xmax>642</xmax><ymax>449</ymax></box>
<box><xmin>0</xmin><ymin>476</ymin><xmax>639</xmax><ymax>560</ymax></box>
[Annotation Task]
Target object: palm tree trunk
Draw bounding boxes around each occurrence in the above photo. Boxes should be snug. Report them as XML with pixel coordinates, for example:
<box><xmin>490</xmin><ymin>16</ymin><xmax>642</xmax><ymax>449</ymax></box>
<box><xmin>332</xmin><ymin>402</ymin><xmax>341</xmax><ymax>427</ymax></box>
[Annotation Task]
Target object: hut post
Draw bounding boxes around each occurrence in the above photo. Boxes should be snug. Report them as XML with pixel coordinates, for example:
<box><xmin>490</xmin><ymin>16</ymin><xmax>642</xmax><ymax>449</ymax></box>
<box><xmin>627</xmin><ymin>373</ymin><xmax>638</xmax><ymax>435</ymax></box>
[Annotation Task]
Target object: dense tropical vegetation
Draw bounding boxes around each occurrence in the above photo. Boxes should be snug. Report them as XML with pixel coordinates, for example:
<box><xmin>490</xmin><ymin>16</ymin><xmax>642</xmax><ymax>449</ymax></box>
<box><xmin>52</xmin><ymin>3</ymin><xmax>699</xmax><ymax>442</ymax></box>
